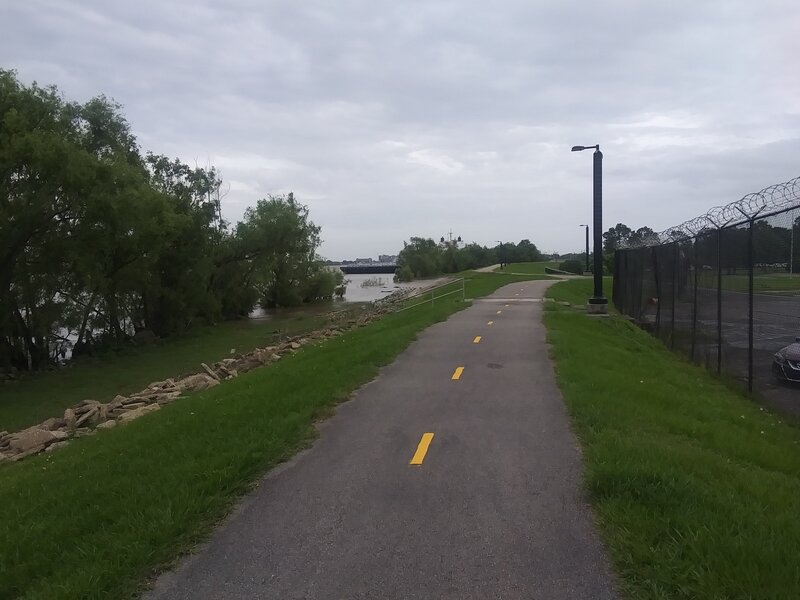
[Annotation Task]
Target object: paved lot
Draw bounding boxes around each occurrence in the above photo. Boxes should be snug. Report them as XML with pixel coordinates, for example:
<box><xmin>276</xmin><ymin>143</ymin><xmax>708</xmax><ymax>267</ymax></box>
<box><xmin>145</xmin><ymin>280</ymin><xmax>618</xmax><ymax>600</ymax></box>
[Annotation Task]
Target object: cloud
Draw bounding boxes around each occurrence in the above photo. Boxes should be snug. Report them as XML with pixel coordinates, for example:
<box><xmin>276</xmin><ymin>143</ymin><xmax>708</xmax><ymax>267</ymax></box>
<box><xmin>2</xmin><ymin>0</ymin><xmax>799</xmax><ymax>258</ymax></box>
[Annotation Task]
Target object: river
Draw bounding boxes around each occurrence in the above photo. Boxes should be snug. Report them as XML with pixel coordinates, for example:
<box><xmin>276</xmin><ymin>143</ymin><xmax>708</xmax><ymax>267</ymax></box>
<box><xmin>339</xmin><ymin>272</ymin><xmax>416</xmax><ymax>302</ymax></box>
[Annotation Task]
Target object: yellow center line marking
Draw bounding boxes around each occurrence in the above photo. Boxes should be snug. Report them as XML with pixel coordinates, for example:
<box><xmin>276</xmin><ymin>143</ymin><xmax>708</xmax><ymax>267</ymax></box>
<box><xmin>487</xmin><ymin>320</ymin><xmax>494</xmax><ymax>325</ymax></box>
<box><xmin>473</xmin><ymin>335</ymin><xmax>481</xmax><ymax>344</ymax></box>
<box><xmin>410</xmin><ymin>432</ymin><xmax>434</xmax><ymax>465</ymax></box>
<box><xmin>505</xmin><ymin>304</ymin><xmax>510</xmax><ymax>307</ymax></box>
<box><xmin>496</xmin><ymin>310</ymin><xmax>502</xmax><ymax>315</ymax></box>
<box><xmin>451</xmin><ymin>366</ymin><xmax>464</xmax><ymax>380</ymax></box>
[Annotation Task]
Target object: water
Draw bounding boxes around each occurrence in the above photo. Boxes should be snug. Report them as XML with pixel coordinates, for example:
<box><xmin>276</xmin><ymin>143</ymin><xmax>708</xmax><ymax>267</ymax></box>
<box><xmin>340</xmin><ymin>273</ymin><xmax>416</xmax><ymax>302</ymax></box>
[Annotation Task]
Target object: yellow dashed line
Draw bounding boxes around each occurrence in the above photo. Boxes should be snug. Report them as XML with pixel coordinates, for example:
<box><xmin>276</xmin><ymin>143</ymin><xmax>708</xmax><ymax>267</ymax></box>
<box><xmin>473</xmin><ymin>336</ymin><xmax>481</xmax><ymax>344</ymax></box>
<box><xmin>496</xmin><ymin>310</ymin><xmax>502</xmax><ymax>315</ymax></box>
<box><xmin>451</xmin><ymin>366</ymin><xmax>464</xmax><ymax>380</ymax></box>
<box><xmin>487</xmin><ymin>320</ymin><xmax>494</xmax><ymax>325</ymax></box>
<box><xmin>410</xmin><ymin>433</ymin><xmax>434</xmax><ymax>465</ymax></box>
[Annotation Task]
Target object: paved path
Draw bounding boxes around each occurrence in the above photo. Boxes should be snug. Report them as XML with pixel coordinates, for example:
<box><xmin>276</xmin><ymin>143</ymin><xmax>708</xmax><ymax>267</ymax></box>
<box><xmin>146</xmin><ymin>280</ymin><xmax>618</xmax><ymax>600</ymax></box>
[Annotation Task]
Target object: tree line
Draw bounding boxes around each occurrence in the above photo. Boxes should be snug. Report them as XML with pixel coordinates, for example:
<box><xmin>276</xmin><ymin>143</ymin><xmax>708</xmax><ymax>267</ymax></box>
<box><xmin>394</xmin><ymin>238</ymin><xmax>542</xmax><ymax>281</ymax></box>
<box><xmin>604</xmin><ymin>219</ymin><xmax>800</xmax><ymax>272</ymax></box>
<box><xmin>1</xmin><ymin>70</ymin><xmax>341</xmax><ymax>371</ymax></box>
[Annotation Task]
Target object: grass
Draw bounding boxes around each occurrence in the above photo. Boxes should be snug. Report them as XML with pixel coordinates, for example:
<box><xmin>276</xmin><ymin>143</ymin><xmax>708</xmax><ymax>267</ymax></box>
<box><xmin>698</xmin><ymin>272</ymin><xmax>800</xmax><ymax>293</ymax></box>
<box><xmin>544</xmin><ymin>279</ymin><xmax>800</xmax><ymax>599</ymax></box>
<box><xmin>0</xmin><ymin>270</ymin><xmax>539</xmax><ymax>600</ymax></box>
<box><xmin>546</xmin><ymin>276</ymin><xmax>612</xmax><ymax>306</ymax></box>
<box><xmin>0</xmin><ymin>308</ymin><xmax>344</xmax><ymax>433</ymax></box>
<box><xmin>493</xmin><ymin>260</ymin><xmax>560</xmax><ymax>274</ymax></box>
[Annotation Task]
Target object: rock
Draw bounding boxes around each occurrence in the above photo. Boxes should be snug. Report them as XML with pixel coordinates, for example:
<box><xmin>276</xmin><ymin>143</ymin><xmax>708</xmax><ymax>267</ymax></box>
<box><xmin>9</xmin><ymin>445</ymin><xmax>46</xmax><ymax>461</ymax></box>
<box><xmin>9</xmin><ymin>427</ymin><xmax>61</xmax><ymax>453</ymax></box>
<box><xmin>232</xmin><ymin>357</ymin><xmax>260</xmax><ymax>373</ymax></box>
<box><xmin>74</xmin><ymin>400</ymin><xmax>100</xmax><ymax>416</ymax></box>
<box><xmin>75</xmin><ymin>407</ymin><xmax>99</xmax><ymax>428</ymax></box>
<box><xmin>118</xmin><ymin>403</ymin><xmax>160</xmax><ymax>423</ymax></box>
<box><xmin>98</xmin><ymin>403</ymin><xmax>109</xmax><ymax>421</ymax></box>
<box><xmin>39</xmin><ymin>417</ymin><xmax>59</xmax><ymax>431</ymax></box>
<box><xmin>96</xmin><ymin>420</ymin><xmax>117</xmax><ymax>430</ymax></box>
<box><xmin>155</xmin><ymin>393</ymin><xmax>181</xmax><ymax>406</ymax></box>
<box><xmin>289</xmin><ymin>341</ymin><xmax>302</xmax><ymax>350</ymax></box>
<box><xmin>271</xmin><ymin>354</ymin><xmax>281</xmax><ymax>362</ymax></box>
<box><xmin>44</xmin><ymin>441</ymin><xmax>69</xmax><ymax>453</ymax></box>
<box><xmin>64</xmin><ymin>408</ymin><xmax>76</xmax><ymax>430</ymax></box>
<box><xmin>175</xmin><ymin>373</ymin><xmax>219</xmax><ymax>392</ymax></box>
<box><xmin>200</xmin><ymin>362</ymin><xmax>220</xmax><ymax>381</ymax></box>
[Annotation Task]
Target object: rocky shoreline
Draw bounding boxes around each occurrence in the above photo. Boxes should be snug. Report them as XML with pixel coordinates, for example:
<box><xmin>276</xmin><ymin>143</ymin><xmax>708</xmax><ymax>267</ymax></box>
<box><xmin>1</xmin><ymin>291</ymin><xmax>424</xmax><ymax>465</ymax></box>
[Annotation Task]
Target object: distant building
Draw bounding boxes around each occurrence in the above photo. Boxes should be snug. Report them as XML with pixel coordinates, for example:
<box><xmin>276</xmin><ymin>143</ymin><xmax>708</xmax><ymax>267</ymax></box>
<box><xmin>355</xmin><ymin>257</ymin><xmax>374</xmax><ymax>263</ymax></box>
<box><xmin>378</xmin><ymin>254</ymin><xmax>397</xmax><ymax>263</ymax></box>
<box><xmin>439</xmin><ymin>234</ymin><xmax>464</xmax><ymax>249</ymax></box>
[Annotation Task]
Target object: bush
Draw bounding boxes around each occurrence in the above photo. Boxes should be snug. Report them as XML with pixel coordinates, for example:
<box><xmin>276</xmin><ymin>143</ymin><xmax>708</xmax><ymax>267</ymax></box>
<box><xmin>394</xmin><ymin>265</ymin><xmax>413</xmax><ymax>283</ymax></box>
<box><xmin>559</xmin><ymin>259</ymin><xmax>584</xmax><ymax>275</ymax></box>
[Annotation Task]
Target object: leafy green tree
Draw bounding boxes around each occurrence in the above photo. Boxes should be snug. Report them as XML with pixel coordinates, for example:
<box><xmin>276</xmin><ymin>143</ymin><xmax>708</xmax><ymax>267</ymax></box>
<box><xmin>395</xmin><ymin>237</ymin><xmax>442</xmax><ymax>280</ymax></box>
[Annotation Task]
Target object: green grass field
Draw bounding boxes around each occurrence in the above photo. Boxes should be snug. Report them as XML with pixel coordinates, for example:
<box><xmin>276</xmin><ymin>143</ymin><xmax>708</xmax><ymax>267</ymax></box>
<box><xmin>0</xmin><ymin>271</ymin><xmax>539</xmax><ymax>600</ymax></box>
<box><xmin>698</xmin><ymin>272</ymin><xmax>800</xmax><ymax>293</ymax></box>
<box><xmin>545</xmin><ymin>279</ymin><xmax>800</xmax><ymax>599</ymax></box>
<box><xmin>0</xmin><ymin>308</ymin><xmax>346</xmax><ymax>433</ymax></box>
<box><xmin>493</xmin><ymin>261</ymin><xmax>560</xmax><ymax>274</ymax></box>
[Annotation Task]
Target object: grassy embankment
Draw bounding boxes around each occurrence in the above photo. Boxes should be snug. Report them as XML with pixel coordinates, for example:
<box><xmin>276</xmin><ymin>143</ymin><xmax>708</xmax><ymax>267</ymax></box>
<box><xmin>493</xmin><ymin>260</ymin><xmax>560</xmax><ymax>274</ymax></box>
<box><xmin>545</xmin><ymin>279</ymin><xmax>800</xmax><ymax>599</ymax></box>
<box><xmin>0</xmin><ymin>308</ymin><xmax>345</xmax><ymax>433</ymax></box>
<box><xmin>0</xmin><ymin>271</ymin><xmax>536</xmax><ymax>600</ymax></box>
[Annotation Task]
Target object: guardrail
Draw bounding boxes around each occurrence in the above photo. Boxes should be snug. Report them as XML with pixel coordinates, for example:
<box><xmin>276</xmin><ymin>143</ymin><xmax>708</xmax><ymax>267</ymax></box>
<box><xmin>393</xmin><ymin>278</ymin><xmax>466</xmax><ymax>313</ymax></box>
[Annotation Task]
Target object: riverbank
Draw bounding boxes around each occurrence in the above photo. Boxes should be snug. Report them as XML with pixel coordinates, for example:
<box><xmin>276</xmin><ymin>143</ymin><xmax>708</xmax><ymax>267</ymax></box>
<box><xmin>0</xmin><ymin>271</ymin><xmax>543</xmax><ymax>599</ymax></box>
<box><xmin>0</xmin><ymin>306</ymin><xmax>354</xmax><ymax>432</ymax></box>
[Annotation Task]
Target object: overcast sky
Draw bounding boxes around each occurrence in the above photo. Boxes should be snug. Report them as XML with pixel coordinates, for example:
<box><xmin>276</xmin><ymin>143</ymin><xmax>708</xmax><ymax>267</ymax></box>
<box><xmin>3</xmin><ymin>1</ymin><xmax>799</xmax><ymax>259</ymax></box>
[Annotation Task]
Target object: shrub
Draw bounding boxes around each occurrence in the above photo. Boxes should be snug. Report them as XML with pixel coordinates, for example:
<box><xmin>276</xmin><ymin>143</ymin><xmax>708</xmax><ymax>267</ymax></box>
<box><xmin>559</xmin><ymin>259</ymin><xmax>584</xmax><ymax>275</ymax></box>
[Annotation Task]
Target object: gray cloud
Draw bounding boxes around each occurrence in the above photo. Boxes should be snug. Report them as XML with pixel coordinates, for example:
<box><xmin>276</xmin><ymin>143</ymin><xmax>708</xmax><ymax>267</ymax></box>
<box><xmin>3</xmin><ymin>0</ymin><xmax>799</xmax><ymax>258</ymax></box>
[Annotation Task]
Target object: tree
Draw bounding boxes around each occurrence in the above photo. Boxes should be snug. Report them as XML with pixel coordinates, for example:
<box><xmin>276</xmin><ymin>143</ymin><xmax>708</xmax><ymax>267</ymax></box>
<box><xmin>395</xmin><ymin>238</ymin><xmax>442</xmax><ymax>280</ymax></box>
<box><xmin>602</xmin><ymin>223</ymin><xmax>632</xmax><ymax>252</ymax></box>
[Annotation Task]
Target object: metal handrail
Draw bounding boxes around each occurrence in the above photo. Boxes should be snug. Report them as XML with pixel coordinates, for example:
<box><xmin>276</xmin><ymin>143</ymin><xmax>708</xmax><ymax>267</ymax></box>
<box><xmin>393</xmin><ymin>278</ymin><xmax>466</xmax><ymax>313</ymax></box>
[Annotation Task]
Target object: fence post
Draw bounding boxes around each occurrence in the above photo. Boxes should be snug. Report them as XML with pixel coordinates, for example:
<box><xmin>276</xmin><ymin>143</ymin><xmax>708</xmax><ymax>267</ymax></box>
<box><xmin>691</xmin><ymin>237</ymin><xmax>698</xmax><ymax>361</ymax></box>
<box><xmin>461</xmin><ymin>277</ymin><xmax>465</xmax><ymax>301</ymax></box>
<box><xmin>747</xmin><ymin>220</ymin><xmax>754</xmax><ymax>393</ymax></box>
<box><xmin>653</xmin><ymin>246</ymin><xmax>661</xmax><ymax>336</ymax></box>
<box><xmin>671</xmin><ymin>242</ymin><xmax>677</xmax><ymax>350</ymax></box>
<box><xmin>716</xmin><ymin>228</ymin><xmax>722</xmax><ymax>374</ymax></box>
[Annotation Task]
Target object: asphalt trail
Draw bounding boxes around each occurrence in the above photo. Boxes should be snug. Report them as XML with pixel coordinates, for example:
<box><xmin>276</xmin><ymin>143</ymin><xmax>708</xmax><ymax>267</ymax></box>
<box><xmin>145</xmin><ymin>280</ymin><xmax>618</xmax><ymax>600</ymax></box>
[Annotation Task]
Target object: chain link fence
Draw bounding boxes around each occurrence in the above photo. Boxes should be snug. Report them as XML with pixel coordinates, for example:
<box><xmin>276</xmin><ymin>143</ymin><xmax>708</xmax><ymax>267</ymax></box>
<box><xmin>613</xmin><ymin>177</ymin><xmax>800</xmax><ymax>413</ymax></box>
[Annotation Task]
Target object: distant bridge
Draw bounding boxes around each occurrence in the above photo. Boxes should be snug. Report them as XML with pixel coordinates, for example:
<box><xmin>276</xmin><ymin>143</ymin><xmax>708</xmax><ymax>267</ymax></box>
<box><xmin>336</xmin><ymin>263</ymin><xmax>398</xmax><ymax>275</ymax></box>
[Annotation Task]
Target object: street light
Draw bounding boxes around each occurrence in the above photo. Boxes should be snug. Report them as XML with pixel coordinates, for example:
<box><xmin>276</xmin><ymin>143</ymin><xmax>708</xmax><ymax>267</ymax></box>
<box><xmin>495</xmin><ymin>240</ymin><xmax>504</xmax><ymax>269</ymax></box>
<box><xmin>572</xmin><ymin>144</ymin><xmax>608</xmax><ymax>311</ymax></box>
<box><xmin>579</xmin><ymin>224</ymin><xmax>589</xmax><ymax>273</ymax></box>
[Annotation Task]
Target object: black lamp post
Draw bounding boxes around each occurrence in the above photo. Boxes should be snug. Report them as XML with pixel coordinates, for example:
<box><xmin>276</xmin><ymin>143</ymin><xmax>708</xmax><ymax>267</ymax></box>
<box><xmin>571</xmin><ymin>144</ymin><xmax>607</xmax><ymax>309</ymax></box>
<box><xmin>579</xmin><ymin>224</ymin><xmax>589</xmax><ymax>273</ymax></box>
<box><xmin>495</xmin><ymin>240</ymin><xmax>504</xmax><ymax>269</ymax></box>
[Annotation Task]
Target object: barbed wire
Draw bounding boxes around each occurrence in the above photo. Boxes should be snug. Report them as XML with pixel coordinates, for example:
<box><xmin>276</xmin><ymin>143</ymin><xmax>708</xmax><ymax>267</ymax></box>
<box><xmin>618</xmin><ymin>175</ymin><xmax>800</xmax><ymax>249</ymax></box>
